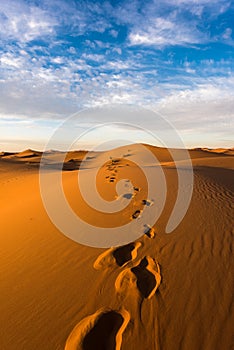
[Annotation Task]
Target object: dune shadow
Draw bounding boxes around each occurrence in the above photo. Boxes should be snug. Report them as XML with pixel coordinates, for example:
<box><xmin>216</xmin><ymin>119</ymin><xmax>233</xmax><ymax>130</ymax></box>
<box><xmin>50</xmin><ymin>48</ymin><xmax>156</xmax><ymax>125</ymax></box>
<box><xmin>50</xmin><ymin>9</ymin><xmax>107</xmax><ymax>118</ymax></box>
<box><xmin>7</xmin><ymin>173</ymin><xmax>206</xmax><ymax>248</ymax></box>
<box><xmin>0</xmin><ymin>152</ymin><xmax>16</xmax><ymax>157</ymax></box>
<box><xmin>63</xmin><ymin>159</ymin><xmax>82</xmax><ymax>170</ymax></box>
<box><xmin>19</xmin><ymin>154</ymin><xmax>39</xmax><ymax>159</ymax></box>
<box><xmin>83</xmin><ymin>311</ymin><xmax>123</xmax><ymax>350</ymax></box>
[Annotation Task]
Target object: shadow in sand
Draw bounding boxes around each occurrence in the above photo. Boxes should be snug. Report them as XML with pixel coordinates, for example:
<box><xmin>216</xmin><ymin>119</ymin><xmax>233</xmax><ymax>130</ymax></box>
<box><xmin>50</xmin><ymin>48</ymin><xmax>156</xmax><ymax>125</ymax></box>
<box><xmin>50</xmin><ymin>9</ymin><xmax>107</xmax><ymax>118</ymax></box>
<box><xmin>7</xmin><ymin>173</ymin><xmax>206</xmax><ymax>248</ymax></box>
<box><xmin>131</xmin><ymin>257</ymin><xmax>156</xmax><ymax>298</ymax></box>
<box><xmin>83</xmin><ymin>311</ymin><xmax>124</xmax><ymax>350</ymax></box>
<box><xmin>113</xmin><ymin>243</ymin><xmax>136</xmax><ymax>267</ymax></box>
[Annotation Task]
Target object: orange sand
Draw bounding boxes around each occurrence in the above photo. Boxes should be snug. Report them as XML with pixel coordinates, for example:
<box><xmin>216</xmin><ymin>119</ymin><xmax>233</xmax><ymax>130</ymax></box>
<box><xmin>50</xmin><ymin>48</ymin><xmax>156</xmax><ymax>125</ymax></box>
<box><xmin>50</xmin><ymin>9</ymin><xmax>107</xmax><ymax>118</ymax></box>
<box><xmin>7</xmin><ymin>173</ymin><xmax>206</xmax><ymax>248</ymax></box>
<box><xmin>0</xmin><ymin>145</ymin><xmax>233</xmax><ymax>349</ymax></box>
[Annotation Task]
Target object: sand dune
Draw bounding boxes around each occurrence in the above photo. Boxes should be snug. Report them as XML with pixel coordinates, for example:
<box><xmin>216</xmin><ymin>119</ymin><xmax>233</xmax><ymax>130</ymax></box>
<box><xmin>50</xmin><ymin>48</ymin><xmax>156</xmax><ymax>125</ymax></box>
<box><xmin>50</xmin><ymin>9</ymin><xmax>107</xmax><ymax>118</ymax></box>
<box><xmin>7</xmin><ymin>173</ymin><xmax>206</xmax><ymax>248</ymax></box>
<box><xmin>16</xmin><ymin>149</ymin><xmax>42</xmax><ymax>158</ymax></box>
<box><xmin>0</xmin><ymin>144</ymin><xmax>233</xmax><ymax>349</ymax></box>
<box><xmin>200</xmin><ymin>147</ymin><xmax>234</xmax><ymax>156</ymax></box>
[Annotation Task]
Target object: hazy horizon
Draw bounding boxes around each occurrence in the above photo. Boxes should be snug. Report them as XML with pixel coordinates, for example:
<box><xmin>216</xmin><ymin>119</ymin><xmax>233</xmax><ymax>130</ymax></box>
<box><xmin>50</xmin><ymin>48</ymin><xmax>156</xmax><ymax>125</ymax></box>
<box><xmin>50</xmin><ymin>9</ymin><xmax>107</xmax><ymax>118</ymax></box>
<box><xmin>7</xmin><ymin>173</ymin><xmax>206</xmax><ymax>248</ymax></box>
<box><xmin>0</xmin><ymin>0</ymin><xmax>233</xmax><ymax>150</ymax></box>
<box><xmin>1</xmin><ymin>141</ymin><xmax>234</xmax><ymax>154</ymax></box>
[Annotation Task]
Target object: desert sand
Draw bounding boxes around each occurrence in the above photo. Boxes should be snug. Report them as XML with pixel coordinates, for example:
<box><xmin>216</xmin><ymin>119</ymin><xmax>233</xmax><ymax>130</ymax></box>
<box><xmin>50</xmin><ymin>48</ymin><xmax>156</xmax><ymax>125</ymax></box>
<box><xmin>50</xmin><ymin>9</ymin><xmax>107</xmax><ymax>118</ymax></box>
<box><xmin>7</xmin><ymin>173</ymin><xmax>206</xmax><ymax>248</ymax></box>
<box><xmin>0</xmin><ymin>144</ymin><xmax>233</xmax><ymax>350</ymax></box>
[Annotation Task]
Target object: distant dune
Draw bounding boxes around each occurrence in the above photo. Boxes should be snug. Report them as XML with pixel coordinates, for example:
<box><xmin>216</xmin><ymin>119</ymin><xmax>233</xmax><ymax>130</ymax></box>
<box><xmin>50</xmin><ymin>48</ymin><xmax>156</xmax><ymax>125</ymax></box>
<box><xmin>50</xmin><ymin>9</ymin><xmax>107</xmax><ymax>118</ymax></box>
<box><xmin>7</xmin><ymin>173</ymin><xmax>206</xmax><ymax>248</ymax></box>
<box><xmin>0</xmin><ymin>144</ymin><xmax>233</xmax><ymax>350</ymax></box>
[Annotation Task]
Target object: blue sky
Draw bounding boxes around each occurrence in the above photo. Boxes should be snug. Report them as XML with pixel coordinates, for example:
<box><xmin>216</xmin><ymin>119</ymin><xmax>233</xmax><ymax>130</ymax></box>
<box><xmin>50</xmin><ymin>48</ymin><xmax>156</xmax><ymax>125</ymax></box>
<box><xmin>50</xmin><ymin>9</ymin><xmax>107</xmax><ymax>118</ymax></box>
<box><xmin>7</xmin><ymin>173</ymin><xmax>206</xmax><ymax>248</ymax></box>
<box><xmin>0</xmin><ymin>0</ymin><xmax>233</xmax><ymax>150</ymax></box>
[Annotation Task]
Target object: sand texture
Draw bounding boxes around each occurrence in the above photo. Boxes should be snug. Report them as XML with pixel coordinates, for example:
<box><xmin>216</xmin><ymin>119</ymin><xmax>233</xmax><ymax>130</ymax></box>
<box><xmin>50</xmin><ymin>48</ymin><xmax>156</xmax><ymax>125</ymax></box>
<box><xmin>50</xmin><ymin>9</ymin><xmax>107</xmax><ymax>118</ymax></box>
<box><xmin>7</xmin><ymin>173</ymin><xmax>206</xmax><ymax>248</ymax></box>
<box><xmin>0</xmin><ymin>144</ymin><xmax>233</xmax><ymax>350</ymax></box>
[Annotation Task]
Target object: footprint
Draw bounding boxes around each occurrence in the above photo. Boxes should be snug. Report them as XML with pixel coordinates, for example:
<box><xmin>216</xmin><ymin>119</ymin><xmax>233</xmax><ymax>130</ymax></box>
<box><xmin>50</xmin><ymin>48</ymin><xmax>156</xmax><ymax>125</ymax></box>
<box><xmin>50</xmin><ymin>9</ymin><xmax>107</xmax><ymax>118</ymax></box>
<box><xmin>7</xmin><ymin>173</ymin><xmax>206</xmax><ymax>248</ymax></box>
<box><xmin>94</xmin><ymin>242</ymin><xmax>142</xmax><ymax>270</ymax></box>
<box><xmin>143</xmin><ymin>224</ymin><xmax>155</xmax><ymax>238</ymax></box>
<box><xmin>113</xmin><ymin>242</ymin><xmax>142</xmax><ymax>267</ymax></box>
<box><xmin>142</xmin><ymin>199</ymin><xmax>154</xmax><ymax>207</ymax></box>
<box><xmin>131</xmin><ymin>210</ymin><xmax>142</xmax><ymax>219</ymax></box>
<box><xmin>111</xmin><ymin>159</ymin><xmax>120</xmax><ymax>165</ymax></box>
<box><xmin>122</xmin><ymin>193</ymin><xmax>134</xmax><ymax>200</ymax></box>
<box><xmin>65</xmin><ymin>308</ymin><xmax>130</xmax><ymax>350</ymax></box>
<box><xmin>115</xmin><ymin>256</ymin><xmax>161</xmax><ymax>300</ymax></box>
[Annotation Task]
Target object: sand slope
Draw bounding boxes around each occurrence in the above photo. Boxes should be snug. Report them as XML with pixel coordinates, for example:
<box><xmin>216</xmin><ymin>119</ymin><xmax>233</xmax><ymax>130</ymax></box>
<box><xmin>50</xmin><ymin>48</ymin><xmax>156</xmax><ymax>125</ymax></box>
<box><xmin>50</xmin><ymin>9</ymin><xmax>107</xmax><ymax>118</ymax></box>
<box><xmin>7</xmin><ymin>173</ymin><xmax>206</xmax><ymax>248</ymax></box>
<box><xmin>0</xmin><ymin>144</ymin><xmax>233</xmax><ymax>350</ymax></box>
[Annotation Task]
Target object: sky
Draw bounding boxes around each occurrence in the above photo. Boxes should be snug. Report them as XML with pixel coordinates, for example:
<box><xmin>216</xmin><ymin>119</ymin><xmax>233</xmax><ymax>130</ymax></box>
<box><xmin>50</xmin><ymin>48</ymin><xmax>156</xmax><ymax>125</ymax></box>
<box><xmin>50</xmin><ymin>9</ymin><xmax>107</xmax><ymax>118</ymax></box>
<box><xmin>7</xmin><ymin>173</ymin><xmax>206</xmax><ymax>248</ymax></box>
<box><xmin>0</xmin><ymin>0</ymin><xmax>233</xmax><ymax>151</ymax></box>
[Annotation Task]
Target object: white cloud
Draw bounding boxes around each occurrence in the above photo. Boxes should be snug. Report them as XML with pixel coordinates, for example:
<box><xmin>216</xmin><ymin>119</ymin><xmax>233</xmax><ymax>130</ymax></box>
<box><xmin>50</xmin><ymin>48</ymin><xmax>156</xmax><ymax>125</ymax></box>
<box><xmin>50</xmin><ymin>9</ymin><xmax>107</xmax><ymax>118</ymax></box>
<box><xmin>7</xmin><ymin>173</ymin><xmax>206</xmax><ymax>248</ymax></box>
<box><xmin>68</xmin><ymin>47</ymin><xmax>76</xmax><ymax>54</ymax></box>
<box><xmin>123</xmin><ymin>0</ymin><xmax>233</xmax><ymax>47</ymax></box>
<box><xmin>107</xmin><ymin>61</ymin><xmax>130</xmax><ymax>69</ymax></box>
<box><xmin>113</xmin><ymin>47</ymin><xmax>122</xmax><ymax>55</ymax></box>
<box><xmin>223</xmin><ymin>28</ymin><xmax>232</xmax><ymax>40</ymax></box>
<box><xmin>129</xmin><ymin>15</ymin><xmax>204</xmax><ymax>47</ymax></box>
<box><xmin>0</xmin><ymin>0</ymin><xmax>57</xmax><ymax>43</ymax></box>
<box><xmin>82</xmin><ymin>54</ymin><xmax>105</xmax><ymax>62</ymax></box>
<box><xmin>51</xmin><ymin>57</ymin><xmax>64</xmax><ymax>64</ymax></box>
<box><xmin>0</xmin><ymin>53</ymin><xmax>24</xmax><ymax>68</ymax></box>
<box><xmin>109</xmin><ymin>29</ymin><xmax>118</xmax><ymax>38</ymax></box>
<box><xmin>154</xmin><ymin>77</ymin><xmax>234</xmax><ymax>135</ymax></box>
